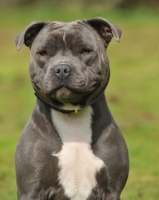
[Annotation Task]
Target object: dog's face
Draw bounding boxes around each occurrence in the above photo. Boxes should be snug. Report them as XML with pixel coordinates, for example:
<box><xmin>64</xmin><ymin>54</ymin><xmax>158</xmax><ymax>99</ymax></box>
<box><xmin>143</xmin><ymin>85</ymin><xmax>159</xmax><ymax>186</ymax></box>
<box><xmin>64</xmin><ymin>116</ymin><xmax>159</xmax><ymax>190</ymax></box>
<box><xmin>15</xmin><ymin>19</ymin><xmax>121</xmax><ymax>110</ymax></box>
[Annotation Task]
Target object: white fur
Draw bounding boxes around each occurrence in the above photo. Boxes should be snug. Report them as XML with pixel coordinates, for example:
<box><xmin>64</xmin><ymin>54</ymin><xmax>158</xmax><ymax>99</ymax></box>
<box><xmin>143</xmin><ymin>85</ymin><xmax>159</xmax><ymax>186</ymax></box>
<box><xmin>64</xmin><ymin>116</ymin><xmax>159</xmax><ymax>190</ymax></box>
<box><xmin>63</xmin><ymin>32</ymin><xmax>66</xmax><ymax>48</ymax></box>
<box><xmin>51</xmin><ymin>106</ymin><xmax>104</xmax><ymax>200</ymax></box>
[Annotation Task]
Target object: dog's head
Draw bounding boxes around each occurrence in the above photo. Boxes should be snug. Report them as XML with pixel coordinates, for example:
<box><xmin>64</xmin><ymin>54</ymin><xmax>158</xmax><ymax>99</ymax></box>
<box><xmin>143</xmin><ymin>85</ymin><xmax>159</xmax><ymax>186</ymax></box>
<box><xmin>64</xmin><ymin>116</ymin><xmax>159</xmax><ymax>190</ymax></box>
<box><xmin>15</xmin><ymin>18</ymin><xmax>121</xmax><ymax>111</ymax></box>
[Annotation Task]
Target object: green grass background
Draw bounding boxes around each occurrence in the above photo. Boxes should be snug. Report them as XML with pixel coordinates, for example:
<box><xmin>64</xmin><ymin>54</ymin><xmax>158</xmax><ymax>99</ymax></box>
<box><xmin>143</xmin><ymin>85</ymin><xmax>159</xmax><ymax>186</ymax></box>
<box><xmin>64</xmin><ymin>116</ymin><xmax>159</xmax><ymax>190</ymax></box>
<box><xmin>0</xmin><ymin>4</ymin><xmax>159</xmax><ymax>200</ymax></box>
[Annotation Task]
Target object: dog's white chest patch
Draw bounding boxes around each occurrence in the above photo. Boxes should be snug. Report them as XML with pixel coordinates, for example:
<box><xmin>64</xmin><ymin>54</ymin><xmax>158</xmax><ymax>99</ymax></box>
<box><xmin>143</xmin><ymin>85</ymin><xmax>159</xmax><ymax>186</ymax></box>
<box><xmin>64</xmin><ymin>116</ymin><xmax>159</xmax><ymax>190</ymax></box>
<box><xmin>51</xmin><ymin>107</ymin><xmax>104</xmax><ymax>200</ymax></box>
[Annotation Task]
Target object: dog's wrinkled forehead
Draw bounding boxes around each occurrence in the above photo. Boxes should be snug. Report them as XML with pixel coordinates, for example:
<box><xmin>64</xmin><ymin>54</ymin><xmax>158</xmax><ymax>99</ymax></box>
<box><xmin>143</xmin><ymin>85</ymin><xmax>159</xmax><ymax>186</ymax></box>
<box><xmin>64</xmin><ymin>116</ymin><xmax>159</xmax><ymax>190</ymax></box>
<box><xmin>33</xmin><ymin>21</ymin><xmax>99</xmax><ymax>49</ymax></box>
<box><xmin>39</xmin><ymin>21</ymin><xmax>89</xmax><ymax>38</ymax></box>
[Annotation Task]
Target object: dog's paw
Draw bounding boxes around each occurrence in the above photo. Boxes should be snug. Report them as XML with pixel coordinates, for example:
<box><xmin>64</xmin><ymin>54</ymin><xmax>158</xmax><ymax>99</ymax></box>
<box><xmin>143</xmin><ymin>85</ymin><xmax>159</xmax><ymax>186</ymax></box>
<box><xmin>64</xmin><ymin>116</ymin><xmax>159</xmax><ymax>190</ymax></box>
<box><xmin>45</xmin><ymin>187</ymin><xmax>56</xmax><ymax>200</ymax></box>
<box><xmin>38</xmin><ymin>187</ymin><xmax>55</xmax><ymax>200</ymax></box>
<box><xmin>88</xmin><ymin>187</ymin><xmax>107</xmax><ymax>200</ymax></box>
<box><xmin>38</xmin><ymin>186</ymin><xmax>70</xmax><ymax>200</ymax></box>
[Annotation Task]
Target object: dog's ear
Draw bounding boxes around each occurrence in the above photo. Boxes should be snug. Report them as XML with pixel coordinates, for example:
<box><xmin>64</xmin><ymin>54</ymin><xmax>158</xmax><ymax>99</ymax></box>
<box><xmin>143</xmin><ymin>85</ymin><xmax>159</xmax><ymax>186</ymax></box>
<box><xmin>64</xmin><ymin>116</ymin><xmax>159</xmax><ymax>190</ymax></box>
<box><xmin>85</xmin><ymin>18</ymin><xmax>122</xmax><ymax>46</ymax></box>
<box><xmin>15</xmin><ymin>21</ymin><xmax>50</xmax><ymax>50</ymax></box>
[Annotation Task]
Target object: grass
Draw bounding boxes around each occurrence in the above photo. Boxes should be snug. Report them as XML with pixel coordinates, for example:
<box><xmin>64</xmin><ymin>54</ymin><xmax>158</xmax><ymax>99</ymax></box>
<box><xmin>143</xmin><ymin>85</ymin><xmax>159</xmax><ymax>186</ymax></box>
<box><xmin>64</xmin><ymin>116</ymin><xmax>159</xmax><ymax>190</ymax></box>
<box><xmin>0</xmin><ymin>4</ymin><xmax>159</xmax><ymax>200</ymax></box>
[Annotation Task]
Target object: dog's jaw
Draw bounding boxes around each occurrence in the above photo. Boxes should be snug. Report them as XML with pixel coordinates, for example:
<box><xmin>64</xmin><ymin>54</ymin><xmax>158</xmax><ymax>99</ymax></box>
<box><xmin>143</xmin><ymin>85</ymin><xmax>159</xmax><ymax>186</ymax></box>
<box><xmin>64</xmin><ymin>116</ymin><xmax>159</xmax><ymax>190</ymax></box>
<box><xmin>51</xmin><ymin>106</ymin><xmax>105</xmax><ymax>200</ymax></box>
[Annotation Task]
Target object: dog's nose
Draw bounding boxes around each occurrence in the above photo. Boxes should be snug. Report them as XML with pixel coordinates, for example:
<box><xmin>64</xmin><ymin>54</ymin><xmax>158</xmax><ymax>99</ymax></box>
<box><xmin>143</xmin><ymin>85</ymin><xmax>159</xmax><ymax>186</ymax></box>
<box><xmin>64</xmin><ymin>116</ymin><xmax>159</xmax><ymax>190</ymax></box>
<box><xmin>54</xmin><ymin>64</ymin><xmax>71</xmax><ymax>80</ymax></box>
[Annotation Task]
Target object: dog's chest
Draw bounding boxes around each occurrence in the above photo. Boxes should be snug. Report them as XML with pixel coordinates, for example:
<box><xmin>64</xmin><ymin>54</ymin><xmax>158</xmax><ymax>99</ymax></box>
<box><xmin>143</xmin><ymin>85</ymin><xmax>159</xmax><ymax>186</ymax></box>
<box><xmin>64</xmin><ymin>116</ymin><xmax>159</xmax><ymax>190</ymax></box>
<box><xmin>51</xmin><ymin>107</ymin><xmax>104</xmax><ymax>200</ymax></box>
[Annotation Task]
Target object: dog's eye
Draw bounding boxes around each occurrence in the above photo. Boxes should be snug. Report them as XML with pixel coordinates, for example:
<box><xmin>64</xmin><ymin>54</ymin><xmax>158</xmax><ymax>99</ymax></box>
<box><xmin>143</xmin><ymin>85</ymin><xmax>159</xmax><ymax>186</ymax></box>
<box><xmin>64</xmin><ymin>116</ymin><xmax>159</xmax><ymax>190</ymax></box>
<box><xmin>38</xmin><ymin>50</ymin><xmax>48</xmax><ymax>56</ymax></box>
<box><xmin>81</xmin><ymin>49</ymin><xmax>92</xmax><ymax>54</ymax></box>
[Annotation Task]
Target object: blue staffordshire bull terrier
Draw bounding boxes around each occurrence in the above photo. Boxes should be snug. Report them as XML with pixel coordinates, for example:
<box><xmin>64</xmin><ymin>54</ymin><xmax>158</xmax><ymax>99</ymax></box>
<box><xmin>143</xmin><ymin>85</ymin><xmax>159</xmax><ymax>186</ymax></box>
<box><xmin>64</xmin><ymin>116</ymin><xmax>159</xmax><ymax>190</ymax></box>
<box><xmin>15</xmin><ymin>18</ymin><xmax>129</xmax><ymax>200</ymax></box>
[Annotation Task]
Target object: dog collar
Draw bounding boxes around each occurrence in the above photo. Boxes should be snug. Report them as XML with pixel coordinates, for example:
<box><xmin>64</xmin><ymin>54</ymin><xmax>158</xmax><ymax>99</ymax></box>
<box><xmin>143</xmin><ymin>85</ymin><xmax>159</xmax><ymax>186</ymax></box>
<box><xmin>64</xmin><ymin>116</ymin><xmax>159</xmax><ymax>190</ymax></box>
<box><xmin>34</xmin><ymin>93</ymin><xmax>76</xmax><ymax>113</ymax></box>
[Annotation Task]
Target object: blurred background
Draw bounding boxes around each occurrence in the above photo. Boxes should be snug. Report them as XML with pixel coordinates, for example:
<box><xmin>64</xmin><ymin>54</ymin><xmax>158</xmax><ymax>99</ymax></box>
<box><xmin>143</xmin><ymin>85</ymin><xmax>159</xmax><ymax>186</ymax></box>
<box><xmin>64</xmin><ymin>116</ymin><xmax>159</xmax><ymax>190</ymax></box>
<box><xmin>0</xmin><ymin>0</ymin><xmax>159</xmax><ymax>199</ymax></box>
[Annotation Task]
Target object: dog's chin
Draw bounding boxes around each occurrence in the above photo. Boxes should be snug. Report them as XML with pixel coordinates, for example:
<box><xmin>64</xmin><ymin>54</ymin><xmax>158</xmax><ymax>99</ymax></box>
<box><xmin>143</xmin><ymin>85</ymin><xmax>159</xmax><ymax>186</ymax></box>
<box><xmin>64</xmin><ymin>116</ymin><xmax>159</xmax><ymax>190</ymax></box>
<box><xmin>53</xmin><ymin>87</ymin><xmax>82</xmax><ymax>104</ymax></box>
<box><xmin>50</xmin><ymin>82</ymin><xmax>100</xmax><ymax>104</ymax></box>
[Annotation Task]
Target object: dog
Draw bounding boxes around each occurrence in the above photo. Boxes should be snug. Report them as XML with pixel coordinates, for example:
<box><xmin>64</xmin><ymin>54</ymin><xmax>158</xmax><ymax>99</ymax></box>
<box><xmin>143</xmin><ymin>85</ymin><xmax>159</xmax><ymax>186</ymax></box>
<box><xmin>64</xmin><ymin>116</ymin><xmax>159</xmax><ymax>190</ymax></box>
<box><xmin>15</xmin><ymin>18</ymin><xmax>129</xmax><ymax>200</ymax></box>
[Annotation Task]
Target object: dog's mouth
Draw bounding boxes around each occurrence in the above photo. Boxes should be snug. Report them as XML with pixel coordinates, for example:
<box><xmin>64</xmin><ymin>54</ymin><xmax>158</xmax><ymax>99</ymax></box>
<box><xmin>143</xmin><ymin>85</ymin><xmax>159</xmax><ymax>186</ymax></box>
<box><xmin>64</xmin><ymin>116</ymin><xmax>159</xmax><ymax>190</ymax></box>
<box><xmin>52</xmin><ymin>82</ymin><xmax>98</xmax><ymax>103</ymax></box>
<box><xmin>34</xmin><ymin>81</ymin><xmax>99</xmax><ymax>104</ymax></box>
